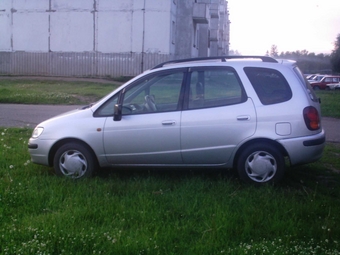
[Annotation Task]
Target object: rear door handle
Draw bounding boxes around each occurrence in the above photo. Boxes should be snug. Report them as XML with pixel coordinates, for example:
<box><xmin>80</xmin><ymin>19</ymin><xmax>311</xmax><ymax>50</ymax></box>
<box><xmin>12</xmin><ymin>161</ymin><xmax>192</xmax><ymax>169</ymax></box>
<box><xmin>162</xmin><ymin>120</ymin><xmax>176</xmax><ymax>126</ymax></box>
<box><xmin>237</xmin><ymin>115</ymin><xmax>250</xmax><ymax>121</ymax></box>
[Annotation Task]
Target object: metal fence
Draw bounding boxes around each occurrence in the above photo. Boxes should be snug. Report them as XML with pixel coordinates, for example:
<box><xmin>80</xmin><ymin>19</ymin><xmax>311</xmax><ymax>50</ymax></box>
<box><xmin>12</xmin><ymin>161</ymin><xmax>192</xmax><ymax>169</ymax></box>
<box><xmin>0</xmin><ymin>52</ymin><xmax>171</xmax><ymax>78</ymax></box>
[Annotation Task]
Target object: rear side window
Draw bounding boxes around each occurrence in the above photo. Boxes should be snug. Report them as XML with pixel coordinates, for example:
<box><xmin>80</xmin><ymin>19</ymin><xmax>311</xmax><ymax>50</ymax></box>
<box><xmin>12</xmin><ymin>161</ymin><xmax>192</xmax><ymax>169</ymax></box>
<box><xmin>188</xmin><ymin>68</ymin><xmax>246</xmax><ymax>109</ymax></box>
<box><xmin>244</xmin><ymin>67</ymin><xmax>292</xmax><ymax>105</ymax></box>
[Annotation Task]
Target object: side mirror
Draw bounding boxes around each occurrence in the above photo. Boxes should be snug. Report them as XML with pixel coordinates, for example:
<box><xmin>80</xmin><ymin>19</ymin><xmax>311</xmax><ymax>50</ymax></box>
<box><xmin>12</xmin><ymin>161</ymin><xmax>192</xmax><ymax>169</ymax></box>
<box><xmin>114</xmin><ymin>104</ymin><xmax>122</xmax><ymax>121</ymax></box>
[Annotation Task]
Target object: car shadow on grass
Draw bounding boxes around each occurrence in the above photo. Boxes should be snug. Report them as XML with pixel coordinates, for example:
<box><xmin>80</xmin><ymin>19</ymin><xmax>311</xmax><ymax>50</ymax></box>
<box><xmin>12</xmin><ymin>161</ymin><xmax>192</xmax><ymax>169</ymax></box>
<box><xmin>95</xmin><ymin>166</ymin><xmax>239</xmax><ymax>183</ymax></box>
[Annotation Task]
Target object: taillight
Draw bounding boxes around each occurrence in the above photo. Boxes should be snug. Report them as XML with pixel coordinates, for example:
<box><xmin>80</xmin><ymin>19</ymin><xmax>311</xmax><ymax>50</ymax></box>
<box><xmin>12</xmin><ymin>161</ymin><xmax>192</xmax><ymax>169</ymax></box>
<box><xmin>303</xmin><ymin>106</ymin><xmax>320</xmax><ymax>130</ymax></box>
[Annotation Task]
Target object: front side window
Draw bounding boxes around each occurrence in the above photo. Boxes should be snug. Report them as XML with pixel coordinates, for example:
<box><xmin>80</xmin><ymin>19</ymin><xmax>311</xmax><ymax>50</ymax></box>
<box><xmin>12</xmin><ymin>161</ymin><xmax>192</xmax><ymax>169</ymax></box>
<box><xmin>244</xmin><ymin>67</ymin><xmax>292</xmax><ymax>105</ymax></box>
<box><xmin>121</xmin><ymin>71</ymin><xmax>184</xmax><ymax>114</ymax></box>
<box><xmin>94</xmin><ymin>70</ymin><xmax>184</xmax><ymax>117</ymax></box>
<box><xmin>188</xmin><ymin>68</ymin><xmax>246</xmax><ymax>109</ymax></box>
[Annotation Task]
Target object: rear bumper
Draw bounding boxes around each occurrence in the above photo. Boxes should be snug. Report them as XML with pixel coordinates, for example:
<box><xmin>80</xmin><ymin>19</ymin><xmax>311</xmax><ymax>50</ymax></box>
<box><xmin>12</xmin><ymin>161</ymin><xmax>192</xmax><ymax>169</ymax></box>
<box><xmin>279</xmin><ymin>129</ymin><xmax>326</xmax><ymax>165</ymax></box>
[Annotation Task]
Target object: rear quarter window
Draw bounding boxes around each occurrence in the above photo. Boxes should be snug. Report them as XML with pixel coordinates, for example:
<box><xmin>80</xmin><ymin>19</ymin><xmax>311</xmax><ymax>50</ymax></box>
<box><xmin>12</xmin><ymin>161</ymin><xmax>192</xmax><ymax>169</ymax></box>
<box><xmin>244</xmin><ymin>67</ymin><xmax>292</xmax><ymax>105</ymax></box>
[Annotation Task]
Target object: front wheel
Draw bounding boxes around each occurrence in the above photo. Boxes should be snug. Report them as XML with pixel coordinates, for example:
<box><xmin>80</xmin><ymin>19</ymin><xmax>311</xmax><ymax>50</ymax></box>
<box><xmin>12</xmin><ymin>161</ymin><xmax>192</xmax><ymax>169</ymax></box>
<box><xmin>237</xmin><ymin>144</ymin><xmax>285</xmax><ymax>184</ymax></box>
<box><xmin>53</xmin><ymin>143</ymin><xmax>97</xmax><ymax>179</ymax></box>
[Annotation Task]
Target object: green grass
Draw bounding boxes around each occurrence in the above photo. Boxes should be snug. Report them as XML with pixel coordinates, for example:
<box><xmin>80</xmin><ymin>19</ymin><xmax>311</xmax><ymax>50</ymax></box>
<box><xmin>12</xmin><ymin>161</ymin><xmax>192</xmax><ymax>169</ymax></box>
<box><xmin>0</xmin><ymin>79</ymin><xmax>119</xmax><ymax>105</ymax></box>
<box><xmin>1</xmin><ymin>128</ymin><xmax>340</xmax><ymax>254</ymax></box>
<box><xmin>316</xmin><ymin>90</ymin><xmax>340</xmax><ymax>118</ymax></box>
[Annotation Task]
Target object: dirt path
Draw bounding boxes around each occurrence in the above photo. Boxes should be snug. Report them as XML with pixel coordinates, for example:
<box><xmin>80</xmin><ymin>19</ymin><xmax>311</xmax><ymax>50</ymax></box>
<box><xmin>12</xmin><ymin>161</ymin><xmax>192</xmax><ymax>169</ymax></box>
<box><xmin>322</xmin><ymin>117</ymin><xmax>340</xmax><ymax>143</ymax></box>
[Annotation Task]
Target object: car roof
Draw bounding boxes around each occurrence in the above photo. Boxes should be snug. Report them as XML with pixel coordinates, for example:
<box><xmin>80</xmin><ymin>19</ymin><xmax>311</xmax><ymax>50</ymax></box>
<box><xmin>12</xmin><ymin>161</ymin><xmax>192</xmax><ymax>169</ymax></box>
<box><xmin>150</xmin><ymin>56</ymin><xmax>296</xmax><ymax>71</ymax></box>
<box><xmin>152</xmin><ymin>56</ymin><xmax>278</xmax><ymax>69</ymax></box>
<box><xmin>322</xmin><ymin>75</ymin><xmax>340</xmax><ymax>77</ymax></box>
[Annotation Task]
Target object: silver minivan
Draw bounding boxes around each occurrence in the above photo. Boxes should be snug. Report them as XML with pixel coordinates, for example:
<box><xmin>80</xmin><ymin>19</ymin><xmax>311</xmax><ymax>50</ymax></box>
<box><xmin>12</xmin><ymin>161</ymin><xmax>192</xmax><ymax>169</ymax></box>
<box><xmin>28</xmin><ymin>56</ymin><xmax>325</xmax><ymax>184</ymax></box>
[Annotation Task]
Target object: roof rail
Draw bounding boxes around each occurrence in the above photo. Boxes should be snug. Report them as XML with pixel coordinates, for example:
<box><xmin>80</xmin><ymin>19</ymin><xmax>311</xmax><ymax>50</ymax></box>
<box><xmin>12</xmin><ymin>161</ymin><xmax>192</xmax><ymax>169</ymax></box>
<box><xmin>152</xmin><ymin>56</ymin><xmax>278</xmax><ymax>69</ymax></box>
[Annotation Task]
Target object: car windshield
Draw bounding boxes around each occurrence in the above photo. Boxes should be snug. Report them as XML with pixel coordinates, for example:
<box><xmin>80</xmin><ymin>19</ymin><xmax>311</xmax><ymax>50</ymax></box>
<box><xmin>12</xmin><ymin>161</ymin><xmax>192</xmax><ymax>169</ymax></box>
<box><xmin>312</xmin><ymin>75</ymin><xmax>324</xmax><ymax>82</ymax></box>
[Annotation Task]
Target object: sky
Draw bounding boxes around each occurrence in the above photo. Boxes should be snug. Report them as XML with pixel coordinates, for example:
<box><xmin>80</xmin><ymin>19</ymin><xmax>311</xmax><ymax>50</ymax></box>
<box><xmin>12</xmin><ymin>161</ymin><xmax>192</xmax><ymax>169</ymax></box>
<box><xmin>227</xmin><ymin>0</ymin><xmax>340</xmax><ymax>55</ymax></box>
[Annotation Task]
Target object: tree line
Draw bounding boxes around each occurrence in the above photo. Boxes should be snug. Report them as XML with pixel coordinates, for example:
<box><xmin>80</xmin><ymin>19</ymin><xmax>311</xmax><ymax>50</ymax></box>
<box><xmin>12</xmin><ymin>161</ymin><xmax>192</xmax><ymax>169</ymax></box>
<box><xmin>268</xmin><ymin>47</ymin><xmax>332</xmax><ymax>74</ymax></box>
<box><xmin>267</xmin><ymin>34</ymin><xmax>340</xmax><ymax>74</ymax></box>
<box><xmin>229</xmin><ymin>34</ymin><xmax>340</xmax><ymax>75</ymax></box>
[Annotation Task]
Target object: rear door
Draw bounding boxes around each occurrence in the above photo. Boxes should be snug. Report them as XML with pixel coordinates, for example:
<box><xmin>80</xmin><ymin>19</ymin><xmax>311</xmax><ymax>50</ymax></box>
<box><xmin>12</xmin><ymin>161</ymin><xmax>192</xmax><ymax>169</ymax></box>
<box><xmin>180</xmin><ymin>67</ymin><xmax>257</xmax><ymax>164</ymax></box>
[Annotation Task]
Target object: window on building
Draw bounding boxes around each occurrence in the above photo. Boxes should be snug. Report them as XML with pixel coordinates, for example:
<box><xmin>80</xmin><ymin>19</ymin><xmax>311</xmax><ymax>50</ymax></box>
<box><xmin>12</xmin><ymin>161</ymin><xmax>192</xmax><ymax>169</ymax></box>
<box><xmin>172</xmin><ymin>21</ymin><xmax>175</xmax><ymax>45</ymax></box>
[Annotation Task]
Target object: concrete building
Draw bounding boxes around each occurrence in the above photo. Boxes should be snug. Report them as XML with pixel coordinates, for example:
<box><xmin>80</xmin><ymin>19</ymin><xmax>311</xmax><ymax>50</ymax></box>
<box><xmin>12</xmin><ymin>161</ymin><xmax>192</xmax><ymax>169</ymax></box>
<box><xmin>0</xmin><ymin>0</ymin><xmax>230</xmax><ymax>78</ymax></box>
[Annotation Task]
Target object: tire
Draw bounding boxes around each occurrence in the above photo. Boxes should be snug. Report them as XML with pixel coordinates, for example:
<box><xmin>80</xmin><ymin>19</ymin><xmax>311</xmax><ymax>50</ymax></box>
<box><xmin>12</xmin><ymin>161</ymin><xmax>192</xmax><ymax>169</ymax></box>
<box><xmin>313</xmin><ymin>86</ymin><xmax>320</xmax><ymax>90</ymax></box>
<box><xmin>237</xmin><ymin>143</ymin><xmax>285</xmax><ymax>184</ymax></box>
<box><xmin>53</xmin><ymin>143</ymin><xmax>97</xmax><ymax>179</ymax></box>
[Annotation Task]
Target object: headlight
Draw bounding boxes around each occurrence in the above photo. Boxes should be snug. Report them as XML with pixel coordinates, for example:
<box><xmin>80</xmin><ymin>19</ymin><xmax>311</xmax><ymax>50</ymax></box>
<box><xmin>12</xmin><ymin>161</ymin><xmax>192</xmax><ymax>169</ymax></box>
<box><xmin>32</xmin><ymin>127</ymin><xmax>44</xmax><ymax>138</ymax></box>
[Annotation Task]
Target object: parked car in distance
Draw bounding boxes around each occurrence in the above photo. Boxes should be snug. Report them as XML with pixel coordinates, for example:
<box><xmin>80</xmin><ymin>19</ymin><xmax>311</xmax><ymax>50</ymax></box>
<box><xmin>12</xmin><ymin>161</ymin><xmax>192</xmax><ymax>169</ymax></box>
<box><xmin>309</xmin><ymin>75</ymin><xmax>340</xmax><ymax>90</ymax></box>
<box><xmin>28</xmin><ymin>56</ymin><xmax>325</xmax><ymax>185</ymax></box>
<box><xmin>307</xmin><ymin>74</ymin><xmax>324</xmax><ymax>83</ymax></box>
<box><xmin>326</xmin><ymin>82</ymin><xmax>340</xmax><ymax>90</ymax></box>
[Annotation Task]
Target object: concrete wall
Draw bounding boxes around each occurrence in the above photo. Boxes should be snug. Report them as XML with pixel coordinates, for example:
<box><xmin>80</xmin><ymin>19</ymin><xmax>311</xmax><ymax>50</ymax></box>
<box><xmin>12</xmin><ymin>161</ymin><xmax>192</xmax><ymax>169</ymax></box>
<box><xmin>0</xmin><ymin>0</ymin><xmax>174</xmax><ymax>54</ymax></box>
<box><xmin>0</xmin><ymin>0</ymin><xmax>229</xmax><ymax>78</ymax></box>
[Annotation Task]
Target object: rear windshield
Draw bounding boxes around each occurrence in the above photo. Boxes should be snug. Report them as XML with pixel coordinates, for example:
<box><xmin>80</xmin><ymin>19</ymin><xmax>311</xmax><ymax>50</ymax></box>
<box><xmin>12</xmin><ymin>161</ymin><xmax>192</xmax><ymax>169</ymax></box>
<box><xmin>244</xmin><ymin>67</ymin><xmax>292</xmax><ymax>105</ymax></box>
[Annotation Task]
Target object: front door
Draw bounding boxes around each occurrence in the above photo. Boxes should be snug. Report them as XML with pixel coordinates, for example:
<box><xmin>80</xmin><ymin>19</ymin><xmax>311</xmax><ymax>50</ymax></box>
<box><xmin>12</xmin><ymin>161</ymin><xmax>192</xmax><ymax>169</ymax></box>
<box><xmin>102</xmin><ymin>70</ymin><xmax>185</xmax><ymax>165</ymax></box>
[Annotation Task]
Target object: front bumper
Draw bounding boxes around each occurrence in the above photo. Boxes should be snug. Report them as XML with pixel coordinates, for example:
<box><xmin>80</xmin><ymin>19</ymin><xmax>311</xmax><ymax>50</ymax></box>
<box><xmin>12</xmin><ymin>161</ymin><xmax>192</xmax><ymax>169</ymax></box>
<box><xmin>28</xmin><ymin>138</ymin><xmax>56</xmax><ymax>166</ymax></box>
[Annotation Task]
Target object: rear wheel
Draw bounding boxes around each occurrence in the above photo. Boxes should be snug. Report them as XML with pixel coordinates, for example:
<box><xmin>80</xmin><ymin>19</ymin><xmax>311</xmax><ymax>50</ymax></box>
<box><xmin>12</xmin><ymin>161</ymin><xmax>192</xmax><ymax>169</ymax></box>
<box><xmin>237</xmin><ymin>143</ymin><xmax>285</xmax><ymax>184</ymax></box>
<box><xmin>53</xmin><ymin>143</ymin><xmax>97</xmax><ymax>179</ymax></box>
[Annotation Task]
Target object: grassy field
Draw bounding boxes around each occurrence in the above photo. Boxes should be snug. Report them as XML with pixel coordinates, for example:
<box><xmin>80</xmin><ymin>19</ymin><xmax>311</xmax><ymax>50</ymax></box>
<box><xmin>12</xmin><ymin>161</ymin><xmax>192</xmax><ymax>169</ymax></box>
<box><xmin>1</xmin><ymin>128</ymin><xmax>340</xmax><ymax>254</ymax></box>
<box><xmin>1</xmin><ymin>78</ymin><xmax>340</xmax><ymax>254</ymax></box>
<box><xmin>317</xmin><ymin>90</ymin><xmax>340</xmax><ymax>118</ymax></box>
<box><xmin>0</xmin><ymin>78</ymin><xmax>119</xmax><ymax>105</ymax></box>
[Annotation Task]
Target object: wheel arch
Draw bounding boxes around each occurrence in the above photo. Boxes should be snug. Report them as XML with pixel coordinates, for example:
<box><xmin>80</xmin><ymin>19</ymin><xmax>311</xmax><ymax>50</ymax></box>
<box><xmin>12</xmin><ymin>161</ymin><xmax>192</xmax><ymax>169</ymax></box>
<box><xmin>48</xmin><ymin>138</ymin><xmax>99</xmax><ymax>167</ymax></box>
<box><xmin>233</xmin><ymin>138</ymin><xmax>289</xmax><ymax>169</ymax></box>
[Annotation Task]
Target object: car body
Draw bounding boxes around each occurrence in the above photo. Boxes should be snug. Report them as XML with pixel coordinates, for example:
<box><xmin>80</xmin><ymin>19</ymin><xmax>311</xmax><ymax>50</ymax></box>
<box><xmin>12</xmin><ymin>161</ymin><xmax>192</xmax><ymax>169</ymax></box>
<box><xmin>28</xmin><ymin>56</ymin><xmax>325</xmax><ymax>184</ymax></box>
<box><xmin>309</xmin><ymin>75</ymin><xmax>340</xmax><ymax>90</ymax></box>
